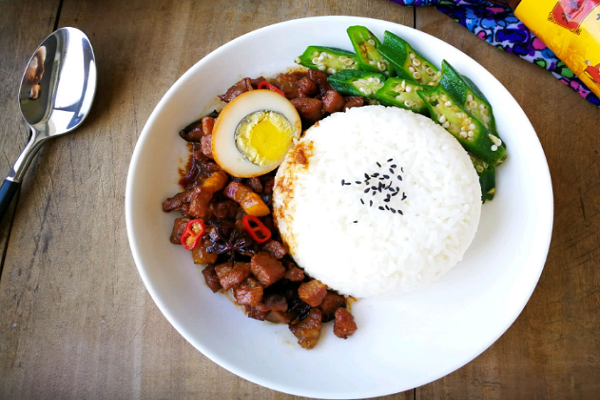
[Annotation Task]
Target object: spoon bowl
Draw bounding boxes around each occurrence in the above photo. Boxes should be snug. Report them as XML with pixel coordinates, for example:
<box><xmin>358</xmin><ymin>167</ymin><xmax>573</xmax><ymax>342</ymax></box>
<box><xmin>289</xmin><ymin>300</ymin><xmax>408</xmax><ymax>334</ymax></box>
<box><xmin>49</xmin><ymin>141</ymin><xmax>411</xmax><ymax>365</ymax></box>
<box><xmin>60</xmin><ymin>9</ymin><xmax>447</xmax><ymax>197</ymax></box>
<box><xmin>0</xmin><ymin>27</ymin><xmax>96</xmax><ymax>221</ymax></box>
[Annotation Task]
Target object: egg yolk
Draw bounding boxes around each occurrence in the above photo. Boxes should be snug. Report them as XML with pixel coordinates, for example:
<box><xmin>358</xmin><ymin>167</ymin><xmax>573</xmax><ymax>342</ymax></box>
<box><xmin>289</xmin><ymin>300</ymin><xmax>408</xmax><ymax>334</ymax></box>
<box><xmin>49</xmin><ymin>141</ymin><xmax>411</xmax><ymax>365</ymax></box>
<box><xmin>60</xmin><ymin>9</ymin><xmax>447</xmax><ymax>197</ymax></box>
<box><xmin>235</xmin><ymin>110</ymin><xmax>295</xmax><ymax>167</ymax></box>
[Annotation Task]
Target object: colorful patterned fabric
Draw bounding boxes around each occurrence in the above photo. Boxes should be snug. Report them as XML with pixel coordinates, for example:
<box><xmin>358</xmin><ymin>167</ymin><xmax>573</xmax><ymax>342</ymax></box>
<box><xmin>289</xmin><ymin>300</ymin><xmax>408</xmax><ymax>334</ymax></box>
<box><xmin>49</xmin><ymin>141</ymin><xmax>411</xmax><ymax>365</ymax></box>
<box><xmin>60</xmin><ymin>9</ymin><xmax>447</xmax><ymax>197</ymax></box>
<box><xmin>389</xmin><ymin>0</ymin><xmax>600</xmax><ymax>107</ymax></box>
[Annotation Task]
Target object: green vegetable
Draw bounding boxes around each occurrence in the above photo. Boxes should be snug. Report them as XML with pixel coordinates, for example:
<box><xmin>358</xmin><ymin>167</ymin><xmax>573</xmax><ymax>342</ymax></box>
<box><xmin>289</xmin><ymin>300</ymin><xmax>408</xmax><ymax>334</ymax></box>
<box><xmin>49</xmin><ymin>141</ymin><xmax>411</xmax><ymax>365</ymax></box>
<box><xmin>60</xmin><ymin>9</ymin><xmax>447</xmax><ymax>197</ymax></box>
<box><xmin>439</xmin><ymin>60</ymin><xmax>498</xmax><ymax>135</ymax></box>
<box><xmin>417</xmin><ymin>85</ymin><xmax>507</xmax><ymax>166</ymax></box>
<box><xmin>471</xmin><ymin>155</ymin><xmax>496</xmax><ymax>203</ymax></box>
<box><xmin>295</xmin><ymin>46</ymin><xmax>359</xmax><ymax>74</ymax></box>
<box><xmin>373</xmin><ymin>77</ymin><xmax>428</xmax><ymax>114</ymax></box>
<box><xmin>378</xmin><ymin>31</ymin><xmax>440</xmax><ymax>86</ymax></box>
<box><xmin>346</xmin><ymin>26</ymin><xmax>393</xmax><ymax>77</ymax></box>
<box><xmin>328</xmin><ymin>70</ymin><xmax>386</xmax><ymax>98</ymax></box>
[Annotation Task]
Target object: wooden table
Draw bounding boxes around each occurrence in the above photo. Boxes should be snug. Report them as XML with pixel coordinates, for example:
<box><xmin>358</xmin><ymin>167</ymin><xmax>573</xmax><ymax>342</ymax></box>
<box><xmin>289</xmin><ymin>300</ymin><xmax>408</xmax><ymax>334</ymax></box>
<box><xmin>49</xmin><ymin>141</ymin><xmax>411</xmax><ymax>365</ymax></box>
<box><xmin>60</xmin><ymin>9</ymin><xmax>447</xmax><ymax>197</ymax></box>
<box><xmin>1</xmin><ymin>1</ymin><xmax>599</xmax><ymax>399</ymax></box>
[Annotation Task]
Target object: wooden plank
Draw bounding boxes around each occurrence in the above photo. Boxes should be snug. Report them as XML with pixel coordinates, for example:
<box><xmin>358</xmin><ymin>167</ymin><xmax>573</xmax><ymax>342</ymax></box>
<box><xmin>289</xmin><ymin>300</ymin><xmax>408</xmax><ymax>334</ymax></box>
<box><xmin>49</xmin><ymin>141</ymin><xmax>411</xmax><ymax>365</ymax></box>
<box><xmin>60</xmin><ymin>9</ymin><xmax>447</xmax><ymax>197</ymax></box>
<box><xmin>415</xmin><ymin>7</ymin><xmax>600</xmax><ymax>400</ymax></box>
<box><xmin>0</xmin><ymin>1</ymin><xmax>414</xmax><ymax>399</ymax></box>
<box><xmin>0</xmin><ymin>0</ymin><xmax>60</xmax><ymax>275</ymax></box>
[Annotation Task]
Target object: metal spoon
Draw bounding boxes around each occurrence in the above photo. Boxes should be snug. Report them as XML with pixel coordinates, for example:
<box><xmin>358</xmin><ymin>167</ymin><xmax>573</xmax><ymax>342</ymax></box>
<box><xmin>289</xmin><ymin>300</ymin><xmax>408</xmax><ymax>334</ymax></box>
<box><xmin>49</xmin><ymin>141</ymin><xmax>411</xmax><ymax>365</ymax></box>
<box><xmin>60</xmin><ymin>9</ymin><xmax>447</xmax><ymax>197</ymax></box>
<box><xmin>0</xmin><ymin>27</ymin><xmax>97</xmax><ymax>222</ymax></box>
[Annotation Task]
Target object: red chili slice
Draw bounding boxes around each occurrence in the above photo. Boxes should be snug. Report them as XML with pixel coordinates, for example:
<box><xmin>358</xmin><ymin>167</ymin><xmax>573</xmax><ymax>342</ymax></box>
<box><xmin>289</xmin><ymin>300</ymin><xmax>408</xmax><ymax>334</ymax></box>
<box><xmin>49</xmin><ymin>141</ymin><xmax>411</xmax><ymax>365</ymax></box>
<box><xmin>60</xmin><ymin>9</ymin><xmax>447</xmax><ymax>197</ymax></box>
<box><xmin>180</xmin><ymin>218</ymin><xmax>205</xmax><ymax>250</ymax></box>
<box><xmin>257</xmin><ymin>80</ymin><xmax>286</xmax><ymax>97</ymax></box>
<box><xmin>242</xmin><ymin>215</ymin><xmax>272</xmax><ymax>244</ymax></box>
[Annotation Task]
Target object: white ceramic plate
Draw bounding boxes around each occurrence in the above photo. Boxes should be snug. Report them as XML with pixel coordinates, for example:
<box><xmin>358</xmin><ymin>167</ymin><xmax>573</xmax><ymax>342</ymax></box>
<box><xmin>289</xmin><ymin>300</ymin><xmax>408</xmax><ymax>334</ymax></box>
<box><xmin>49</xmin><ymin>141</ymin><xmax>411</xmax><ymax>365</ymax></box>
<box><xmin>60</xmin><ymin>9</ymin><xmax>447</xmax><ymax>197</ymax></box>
<box><xmin>125</xmin><ymin>16</ymin><xmax>553</xmax><ymax>399</ymax></box>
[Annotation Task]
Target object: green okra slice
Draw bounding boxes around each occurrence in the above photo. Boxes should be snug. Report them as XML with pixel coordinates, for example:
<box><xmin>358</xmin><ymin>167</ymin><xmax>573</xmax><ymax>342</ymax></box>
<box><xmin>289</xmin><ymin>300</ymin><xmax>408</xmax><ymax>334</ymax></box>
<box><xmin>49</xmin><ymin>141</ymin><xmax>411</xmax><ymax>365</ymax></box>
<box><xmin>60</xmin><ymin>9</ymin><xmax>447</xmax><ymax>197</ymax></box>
<box><xmin>471</xmin><ymin>155</ymin><xmax>496</xmax><ymax>203</ymax></box>
<box><xmin>378</xmin><ymin>31</ymin><xmax>441</xmax><ymax>86</ymax></box>
<box><xmin>373</xmin><ymin>77</ymin><xmax>428</xmax><ymax>114</ymax></box>
<box><xmin>346</xmin><ymin>26</ymin><xmax>393</xmax><ymax>77</ymax></box>
<box><xmin>295</xmin><ymin>46</ymin><xmax>360</xmax><ymax>74</ymax></box>
<box><xmin>328</xmin><ymin>70</ymin><xmax>386</xmax><ymax>98</ymax></box>
<box><xmin>439</xmin><ymin>60</ymin><xmax>498</xmax><ymax>135</ymax></box>
<box><xmin>417</xmin><ymin>85</ymin><xmax>507</xmax><ymax>166</ymax></box>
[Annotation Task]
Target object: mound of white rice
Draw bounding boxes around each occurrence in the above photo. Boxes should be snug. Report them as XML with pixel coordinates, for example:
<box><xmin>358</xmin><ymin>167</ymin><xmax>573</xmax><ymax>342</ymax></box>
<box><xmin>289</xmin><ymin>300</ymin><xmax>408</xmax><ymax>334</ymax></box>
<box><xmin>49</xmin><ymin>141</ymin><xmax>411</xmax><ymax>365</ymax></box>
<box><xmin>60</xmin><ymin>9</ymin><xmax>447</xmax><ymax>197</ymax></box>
<box><xmin>273</xmin><ymin>106</ymin><xmax>481</xmax><ymax>298</ymax></box>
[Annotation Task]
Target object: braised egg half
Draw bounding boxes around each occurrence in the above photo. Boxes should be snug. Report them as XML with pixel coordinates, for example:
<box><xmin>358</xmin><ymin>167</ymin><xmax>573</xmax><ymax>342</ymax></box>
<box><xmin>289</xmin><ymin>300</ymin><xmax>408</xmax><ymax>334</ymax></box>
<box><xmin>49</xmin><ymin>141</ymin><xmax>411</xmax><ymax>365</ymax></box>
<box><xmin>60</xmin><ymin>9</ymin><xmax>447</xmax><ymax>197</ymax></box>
<box><xmin>212</xmin><ymin>89</ymin><xmax>302</xmax><ymax>178</ymax></box>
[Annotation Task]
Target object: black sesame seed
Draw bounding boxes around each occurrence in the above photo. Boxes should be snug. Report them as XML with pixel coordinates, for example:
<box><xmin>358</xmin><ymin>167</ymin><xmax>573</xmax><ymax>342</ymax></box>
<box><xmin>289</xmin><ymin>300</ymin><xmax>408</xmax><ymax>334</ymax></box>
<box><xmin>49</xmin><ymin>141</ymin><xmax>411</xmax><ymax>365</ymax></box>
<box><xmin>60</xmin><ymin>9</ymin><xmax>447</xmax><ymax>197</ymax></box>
<box><xmin>397</xmin><ymin>175</ymin><xmax>403</xmax><ymax>181</ymax></box>
<box><xmin>369</xmin><ymin>200</ymin><xmax>373</xmax><ymax>207</ymax></box>
<box><xmin>385</xmin><ymin>205</ymin><xmax>389</xmax><ymax>210</ymax></box>
<box><xmin>376</xmin><ymin>162</ymin><xmax>381</xmax><ymax>167</ymax></box>
<box><xmin>402</xmin><ymin>192</ymin><xmax>407</xmax><ymax>200</ymax></box>
<box><xmin>364</xmin><ymin>173</ymin><xmax>370</xmax><ymax>179</ymax></box>
<box><xmin>392</xmin><ymin>192</ymin><xmax>399</xmax><ymax>197</ymax></box>
<box><xmin>341</xmin><ymin>179</ymin><xmax>345</xmax><ymax>186</ymax></box>
<box><xmin>372</xmin><ymin>173</ymin><xmax>379</xmax><ymax>177</ymax></box>
<box><xmin>364</xmin><ymin>188</ymin><xmax>370</xmax><ymax>193</ymax></box>
<box><xmin>371</xmin><ymin>186</ymin><xmax>377</xmax><ymax>190</ymax></box>
<box><xmin>391</xmin><ymin>164</ymin><xmax>397</xmax><ymax>168</ymax></box>
<box><xmin>398</xmin><ymin>210</ymin><xmax>404</xmax><ymax>215</ymax></box>
<box><xmin>353</xmin><ymin>220</ymin><xmax>358</xmax><ymax>223</ymax></box>
<box><xmin>360</xmin><ymin>199</ymin><xmax>364</xmax><ymax>205</ymax></box>
<box><xmin>384</xmin><ymin>198</ymin><xmax>390</xmax><ymax>203</ymax></box>
<box><xmin>378</xmin><ymin>206</ymin><xmax>384</xmax><ymax>210</ymax></box>
<box><xmin>401</xmin><ymin>167</ymin><xmax>404</xmax><ymax>173</ymax></box>
<box><xmin>383</xmin><ymin>174</ymin><xmax>390</xmax><ymax>179</ymax></box>
<box><xmin>346</xmin><ymin>182</ymin><xmax>351</xmax><ymax>186</ymax></box>
<box><xmin>355</xmin><ymin>181</ymin><xmax>361</xmax><ymax>184</ymax></box>
<box><xmin>372</xmin><ymin>191</ymin><xmax>376</xmax><ymax>196</ymax></box>
<box><xmin>389</xmin><ymin>168</ymin><xmax>394</xmax><ymax>174</ymax></box>
<box><xmin>387</xmin><ymin>158</ymin><xmax>393</xmax><ymax>162</ymax></box>
<box><xmin>390</xmin><ymin>208</ymin><xmax>396</xmax><ymax>213</ymax></box>
<box><xmin>395</xmin><ymin>186</ymin><xmax>400</xmax><ymax>192</ymax></box>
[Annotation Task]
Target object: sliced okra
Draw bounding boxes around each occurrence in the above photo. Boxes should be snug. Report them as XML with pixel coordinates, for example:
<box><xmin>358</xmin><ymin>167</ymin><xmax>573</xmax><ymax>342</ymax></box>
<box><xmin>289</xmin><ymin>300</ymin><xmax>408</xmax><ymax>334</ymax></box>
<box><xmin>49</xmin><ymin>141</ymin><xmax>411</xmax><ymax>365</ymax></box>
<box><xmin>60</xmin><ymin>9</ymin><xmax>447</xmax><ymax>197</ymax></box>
<box><xmin>379</xmin><ymin>31</ymin><xmax>441</xmax><ymax>86</ymax></box>
<box><xmin>439</xmin><ymin>60</ymin><xmax>498</xmax><ymax>135</ymax></box>
<box><xmin>346</xmin><ymin>26</ymin><xmax>393</xmax><ymax>77</ymax></box>
<box><xmin>471</xmin><ymin>155</ymin><xmax>496</xmax><ymax>203</ymax></box>
<box><xmin>417</xmin><ymin>85</ymin><xmax>507</xmax><ymax>166</ymax></box>
<box><xmin>373</xmin><ymin>77</ymin><xmax>428</xmax><ymax>114</ymax></box>
<box><xmin>328</xmin><ymin>70</ymin><xmax>386</xmax><ymax>98</ymax></box>
<box><xmin>295</xmin><ymin>46</ymin><xmax>359</xmax><ymax>74</ymax></box>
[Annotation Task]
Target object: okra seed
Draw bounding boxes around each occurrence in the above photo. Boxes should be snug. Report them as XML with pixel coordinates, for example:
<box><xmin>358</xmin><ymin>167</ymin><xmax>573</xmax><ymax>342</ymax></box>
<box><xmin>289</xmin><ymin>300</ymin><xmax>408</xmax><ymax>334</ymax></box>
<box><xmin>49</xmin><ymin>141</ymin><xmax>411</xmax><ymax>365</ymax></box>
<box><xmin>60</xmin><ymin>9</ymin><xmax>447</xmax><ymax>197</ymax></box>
<box><xmin>339</xmin><ymin>56</ymin><xmax>348</xmax><ymax>62</ymax></box>
<box><xmin>428</xmin><ymin>82</ymin><xmax>436</xmax><ymax>86</ymax></box>
<box><xmin>426</xmin><ymin>67</ymin><xmax>434</xmax><ymax>75</ymax></box>
<box><xmin>476</xmin><ymin>165</ymin><xmax>484</xmax><ymax>173</ymax></box>
<box><xmin>294</xmin><ymin>57</ymin><xmax>301</xmax><ymax>64</ymax></box>
<box><xmin>367</xmin><ymin>39</ymin><xmax>376</xmax><ymax>46</ymax></box>
<box><xmin>312</xmin><ymin>51</ymin><xmax>319</xmax><ymax>57</ymax></box>
<box><xmin>404</xmin><ymin>100</ymin><xmax>413</xmax><ymax>107</ymax></box>
<box><xmin>439</xmin><ymin>115</ymin><xmax>446</xmax><ymax>123</ymax></box>
<box><xmin>483</xmin><ymin>115</ymin><xmax>490</xmax><ymax>123</ymax></box>
<box><xmin>479</xmin><ymin>104</ymin><xmax>485</xmax><ymax>110</ymax></box>
<box><xmin>467</xmin><ymin>94</ymin><xmax>473</xmax><ymax>102</ymax></box>
<box><xmin>469</xmin><ymin>123</ymin><xmax>476</xmax><ymax>131</ymax></box>
<box><xmin>491</xmin><ymin>145</ymin><xmax>498</xmax><ymax>151</ymax></box>
<box><xmin>378</xmin><ymin>63</ymin><xmax>386</xmax><ymax>71</ymax></box>
<box><xmin>444</xmin><ymin>101</ymin><xmax>452</xmax><ymax>107</ymax></box>
<box><xmin>318</xmin><ymin>65</ymin><xmax>326</xmax><ymax>71</ymax></box>
<box><xmin>412</xmin><ymin>58</ymin><xmax>421</xmax><ymax>66</ymax></box>
<box><xmin>469</xmin><ymin>101</ymin><xmax>478</xmax><ymax>108</ymax></box>
<box><xmin>406</xmin><ymin>86</ymin><xmax>412</xmax><ymax>93</ymax></box>
<box><xmin>460</xmin><ymin>132</ymin><xmax>468</xmax><ymax>139</ymax></box>
<box><xmin>327</xmin><ymin>68</ymin><xmax>337</xmax><ymax>74</ymax></box>
<box><xmin>369</xmin><ymin>60</ymin><xmax>375</xmax><ymax>65</ymax></box>
<box><xmin>482</xmin><ymin>108</ymin><xmax>489</xmax><ymax>116</ymax></box>
<box><xmin>442</xmin><ymin>121</ymin><xmax>450</xmax><ymax>128</ymax></box>
<box><xmin>409</xmin><ymin>53</ymin><xmax>415</xmax><ymax>59</ymax></box>
<box><xmin>312</xmin><ymin>58</ymin><xmax>319</xmax><ymax>64</ymax></box>
<box><xmin>468</xmin><ymin>130</ymin><xmax>474</xmax><ymax>137</ymax></box>
<box><xmin>413</xmin><ymin>72</ymin><xmax>421</xmax><ymax>79</ymax></box>
<box><xmin>373</xmin><ymin>77</ymin><xmax>381</xmax><ymax>84</ymax></box>
<box><xmin>460</xmin><ymin>126</ymin><xmax>466</xmax><ymax>132</ymax></box>
<box><xmin>409</xmin><ymin>66</ymin><xmax>415</xmax><ymax>73</ymax></box>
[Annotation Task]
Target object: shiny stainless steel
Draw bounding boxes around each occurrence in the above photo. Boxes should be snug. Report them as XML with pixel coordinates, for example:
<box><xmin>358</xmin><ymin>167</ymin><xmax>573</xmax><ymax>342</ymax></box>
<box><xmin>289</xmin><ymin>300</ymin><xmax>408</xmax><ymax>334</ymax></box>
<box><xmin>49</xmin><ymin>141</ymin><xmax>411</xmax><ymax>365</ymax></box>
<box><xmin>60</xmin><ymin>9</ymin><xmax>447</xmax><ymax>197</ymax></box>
<box><xmin>7</xmin><ymin>27</ymin><xmax>97</xmax><ymax>183</ymax></box>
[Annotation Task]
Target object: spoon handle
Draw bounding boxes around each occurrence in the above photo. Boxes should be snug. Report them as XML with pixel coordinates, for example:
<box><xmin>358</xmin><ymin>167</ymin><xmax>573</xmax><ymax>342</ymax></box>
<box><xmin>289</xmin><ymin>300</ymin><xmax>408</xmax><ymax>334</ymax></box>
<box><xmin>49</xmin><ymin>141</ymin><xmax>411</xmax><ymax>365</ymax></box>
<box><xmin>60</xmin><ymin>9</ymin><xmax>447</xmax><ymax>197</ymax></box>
<box><xmin>0</xmin><ymin>179</ymin><xmax>20</xmax><ymax>223</ymax></box>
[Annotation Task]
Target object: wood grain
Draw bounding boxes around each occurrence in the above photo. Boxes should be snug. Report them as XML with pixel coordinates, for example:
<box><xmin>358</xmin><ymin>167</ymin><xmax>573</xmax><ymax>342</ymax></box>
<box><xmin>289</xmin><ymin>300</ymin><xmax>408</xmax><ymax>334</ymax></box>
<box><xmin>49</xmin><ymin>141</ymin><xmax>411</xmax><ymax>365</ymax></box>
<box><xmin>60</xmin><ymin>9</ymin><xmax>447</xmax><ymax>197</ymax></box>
<box><xmin>0</xmin><ymin>1</ymin><xmax>414</xmax><ymax>399</ymax></box>
<box><xmin>0</xmin><ymin>0</ymin><xmax>60</xmax><ymax>275</ymax></box>
<box><xmin>415</xmin><ymin>7</ymin><xmax>600</xmax><ymax>400</ymax></box>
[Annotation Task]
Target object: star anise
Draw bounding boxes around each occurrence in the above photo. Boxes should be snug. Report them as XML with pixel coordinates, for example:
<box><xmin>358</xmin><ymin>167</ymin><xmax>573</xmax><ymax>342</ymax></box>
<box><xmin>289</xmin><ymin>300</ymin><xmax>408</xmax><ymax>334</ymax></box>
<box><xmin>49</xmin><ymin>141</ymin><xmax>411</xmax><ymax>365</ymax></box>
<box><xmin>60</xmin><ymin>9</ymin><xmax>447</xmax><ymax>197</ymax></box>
<box><xmin>206</xmin><ymin>220</ymin><xmax>257</xmax><ymax>260</ymax></box>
